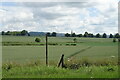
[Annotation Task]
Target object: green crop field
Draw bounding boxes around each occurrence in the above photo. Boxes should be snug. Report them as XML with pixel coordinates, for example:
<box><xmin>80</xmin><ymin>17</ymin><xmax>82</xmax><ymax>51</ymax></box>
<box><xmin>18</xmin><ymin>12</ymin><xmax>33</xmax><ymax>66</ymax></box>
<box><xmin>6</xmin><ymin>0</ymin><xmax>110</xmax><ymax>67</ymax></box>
<box><xmin>2</xmin><ymin>36</ymin><xmax>118</xmax><ymax>63</ymax></box>
<box><xmin>2</xmin><ymin>36</ymin><xmax>119</xmax><ymax>78</ymax></box>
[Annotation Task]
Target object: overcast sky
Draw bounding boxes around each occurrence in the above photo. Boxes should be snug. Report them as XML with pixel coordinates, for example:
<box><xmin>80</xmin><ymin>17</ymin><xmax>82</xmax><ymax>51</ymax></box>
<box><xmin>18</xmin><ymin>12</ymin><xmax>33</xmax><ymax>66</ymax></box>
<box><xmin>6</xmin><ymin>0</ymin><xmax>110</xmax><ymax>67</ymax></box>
<box><xmin>0</xmin><ymin>0</ymin><xmax>119</xmax><ymax>34</ymax></box>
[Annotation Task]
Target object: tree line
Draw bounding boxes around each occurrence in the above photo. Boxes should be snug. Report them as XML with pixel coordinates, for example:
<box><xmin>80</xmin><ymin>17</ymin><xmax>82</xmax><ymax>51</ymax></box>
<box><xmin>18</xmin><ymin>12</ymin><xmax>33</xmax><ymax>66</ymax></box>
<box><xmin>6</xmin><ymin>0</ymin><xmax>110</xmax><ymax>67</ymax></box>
<box><xmin>65</xmin><ymin>32</ymin><xmax>120</xmax><ymax>38</ymax></box>
<box><xmin>1</xmin><ymin>30</ymin><xmax>120</xmax><ymax>38</ymax></box>
<box><xmin>1</xmin><ymin>30</ymin><xmax>58</xmax><ymax>37</ymax></box>
<box><xmin>1</xmin><ymin>30</ymin><xmax>29</xmax><ymax>36</ymax></box>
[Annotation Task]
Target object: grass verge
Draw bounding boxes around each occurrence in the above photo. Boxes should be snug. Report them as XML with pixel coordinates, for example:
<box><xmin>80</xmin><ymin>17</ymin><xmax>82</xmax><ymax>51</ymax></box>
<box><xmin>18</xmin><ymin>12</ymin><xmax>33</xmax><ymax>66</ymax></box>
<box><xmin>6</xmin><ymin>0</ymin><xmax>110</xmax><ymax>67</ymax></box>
<box><xmin>2</xmin><ymin>64</ymin><xmax>119</xmax><ymax>78</ymax></box>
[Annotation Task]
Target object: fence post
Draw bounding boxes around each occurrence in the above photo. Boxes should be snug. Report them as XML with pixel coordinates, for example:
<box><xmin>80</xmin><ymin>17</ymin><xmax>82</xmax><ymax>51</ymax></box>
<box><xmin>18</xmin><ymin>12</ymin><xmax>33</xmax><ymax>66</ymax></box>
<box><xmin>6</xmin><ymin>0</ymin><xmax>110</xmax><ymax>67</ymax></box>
<box><xmin>58</xmin><ymin>54</ymin><xmax>65</xmax><ymax>68</ymax></box>
<box><xmin>46</xmin><ymin>34</ymin><xmax>48</xmax><ymax>66</ymax></box>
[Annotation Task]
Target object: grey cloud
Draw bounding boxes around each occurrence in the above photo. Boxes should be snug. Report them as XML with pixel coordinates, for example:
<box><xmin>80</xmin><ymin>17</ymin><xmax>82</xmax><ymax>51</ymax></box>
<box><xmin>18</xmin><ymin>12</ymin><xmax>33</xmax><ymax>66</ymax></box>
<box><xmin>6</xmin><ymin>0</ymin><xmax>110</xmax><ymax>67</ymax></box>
<box><xmin>18</xmin><ymin>2</ymin><xmax>58</xmax><ymax>8</ymax></box>
<box><xmin>18</xmin><ymin>2</ymin><xmax>96</xmax><ymax>8</ymax></box>
<box><xmin>21</xmin><ymin>2</ymin><xmax>96</xmax><ymax>21</ymax></box>
<box><xmin>32</xmin><ymin>8</ymin><xmax>65</xmax><ymax>20</ymax></box>
<box><xmin>16</xmin><ymin>2</ymin><xmax>96</xmax><ymax>21</ymax></box>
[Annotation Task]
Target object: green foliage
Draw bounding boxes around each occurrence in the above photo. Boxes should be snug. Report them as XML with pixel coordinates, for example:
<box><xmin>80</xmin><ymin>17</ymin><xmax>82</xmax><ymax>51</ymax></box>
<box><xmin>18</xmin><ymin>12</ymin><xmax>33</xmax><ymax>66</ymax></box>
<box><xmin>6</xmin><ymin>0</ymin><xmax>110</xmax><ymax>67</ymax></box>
<box><xmin>35</xmin><ymin>38</ymin><xmax>41</xmax><ymax>42</ymax></box>
<box><xmin>46</xmin><ymin>32</ymin><xmax>51</xmax><ymax>37</ymax></box>
<box><xmin>5</xmin><ymin>31</ymin><xmax>11</xmax><ymax>35</ymax></box>
<box><xmin>84</xmin><ymin>32</ymin><xmax>89</xmax><ymax>37</ymax></box>
<box><xmin>51</xmin><ymin>32</ymin><xmax>57</xmax><ymax>37</ymax></box>
<box><xmin>114</xmin><ymin>33</ymin><xmax>120</xmax><ymax>38</ymax></box>
<box><xmin>77</xmin><ymin>34</ymin><xmax>82</xmax><ymax>37</ymax></box>
<box><xmin>102</xmin><ymin>33</ymin><xmax>107</xmax><ymax>38</ymax></box>
<box><xmin>88</xmin><ymin>33</ymin><xmax>94</xmax><ymax>37</ymax></box>
<box><xmin>73</xmin><ymin>38</ymin><xmax>77</xmax><ymax>43</ymax></box>
<box><xmin>65</xmin><ymin>33</ymin><xmax>70</xmax><ymax>37</ymax></box>
<box><xmin>109</xmin><ymin>34</ymin><xmax>113</xmax><ymax>38</ymax></box>
<box><xmin>118</xmin><ymin>38</ymin><xmax>120</xmax><ymax>42</ymax></box>
<box><xmin>1</xmin><ymin>30</ymin><xmax>28</xmax><ymax>36</ymax></box>
<box><xmin>83</xmin><ymin>32</ymin><xmax>94</xmax><ymax>38</ymax></box>
<box><xmin>21</xmin><ymin>30</ymin><xmax>28</xmax><ymax>36</ymax></box>
<box><xmin>96</xmin><ymin>33</ymin><xmax>101</xmax><ymax>38</ymax></box>
<box><xmin>71</xmin><ymin>33</ymin><xmax>76</xmax><ymax>37</ymax></box>
<box><xmin>1</xmin><ymin>31</ymin><xmax>5</xmax><ymax>35</ymax></box>
<box><xmin>113</xmin><ymin>38</ymin><xmax>116</xmax><ymax>42</ymax></box>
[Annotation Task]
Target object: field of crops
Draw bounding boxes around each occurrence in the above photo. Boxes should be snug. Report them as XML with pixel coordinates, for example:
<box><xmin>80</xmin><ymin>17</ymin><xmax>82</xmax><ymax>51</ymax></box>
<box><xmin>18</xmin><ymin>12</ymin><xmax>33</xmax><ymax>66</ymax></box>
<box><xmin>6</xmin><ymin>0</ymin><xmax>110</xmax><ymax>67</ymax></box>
<box><xmin>2</xmin><ymin>36</ymin><xmax>119</xmax><ymax>78</ymax></box>
<box><xmin>2</xmin><ymin>36</ymin><xmax>118</xmax><ymax>63</ymax></box>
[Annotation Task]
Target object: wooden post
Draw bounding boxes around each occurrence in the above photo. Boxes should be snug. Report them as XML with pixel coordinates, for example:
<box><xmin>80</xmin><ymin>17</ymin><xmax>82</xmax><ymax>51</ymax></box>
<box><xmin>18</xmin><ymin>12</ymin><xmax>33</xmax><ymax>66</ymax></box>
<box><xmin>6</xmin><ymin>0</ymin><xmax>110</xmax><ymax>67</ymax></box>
<box><xmin>46</xmin><ymin>34</ymin><xmax>48</xmax><ymax>66</ymax></box>
<box><xmin>58</xmin><ymin>54</ymin><xmax>64</xmax><ymax>67</ymax></box>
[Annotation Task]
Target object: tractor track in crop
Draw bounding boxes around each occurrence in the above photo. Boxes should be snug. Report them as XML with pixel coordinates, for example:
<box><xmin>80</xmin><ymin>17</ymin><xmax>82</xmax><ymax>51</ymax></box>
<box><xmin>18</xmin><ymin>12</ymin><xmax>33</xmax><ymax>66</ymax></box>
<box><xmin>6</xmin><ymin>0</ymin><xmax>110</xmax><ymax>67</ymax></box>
<box><xmin>66</xmin><ymin>46</ymin><xmax>93</xmax><ymax>59</ymax></box>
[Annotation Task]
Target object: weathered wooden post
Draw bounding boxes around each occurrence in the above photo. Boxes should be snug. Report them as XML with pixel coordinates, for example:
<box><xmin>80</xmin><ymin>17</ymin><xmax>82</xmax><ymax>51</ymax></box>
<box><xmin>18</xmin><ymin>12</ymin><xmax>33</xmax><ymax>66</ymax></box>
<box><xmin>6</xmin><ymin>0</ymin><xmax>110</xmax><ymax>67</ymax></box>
<box><xmin>58</xmin><ymin>54</ymin><xmax>66</xmax><ymax>68</ymax></box>
<box><xmin>46</xmin><ymin>34</ymin><xmax>48</xmax><ymax>66</ymax></box>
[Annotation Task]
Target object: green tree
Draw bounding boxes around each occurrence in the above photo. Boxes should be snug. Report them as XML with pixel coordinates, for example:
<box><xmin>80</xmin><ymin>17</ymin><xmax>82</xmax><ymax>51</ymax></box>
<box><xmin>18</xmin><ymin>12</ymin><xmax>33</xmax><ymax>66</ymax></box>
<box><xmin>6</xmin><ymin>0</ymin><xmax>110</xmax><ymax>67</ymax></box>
<box><xmin>46</xmin><ymin>32</ymin><xmax>51</xmax><ymax>37</ymax></box>
<box><xmin>102</xmin><ymin>33</ymin><xmax>107</xmax><ymax>38</ymax></box>
<box><xmin>1</xmin><ymin>31</ymin><xmax>5</xmax><ymax>35</ymax></box>
<box><xmin>88</xmin><ymin>33</ymin><xmax>94</xmax><ymax>37</ymax></box>
<box><xmin>114</xmin><ymin>33</ymin><xmax>120</xmax><ymax>38</ymax></box>
<box><xmin>96</xmin><ymin>33</ymin><xmax>101</xmax><ymax>38</ymax></box>
<box><xmin>84</xmin><ymin>32</ymin><xmax>88</xmax><ymax>37</ymax></box>
<box><xmin>71</xmin><ymin>33</ymin><xmax>76</xmax><ymax>37</ymax></box>
<box><xmin>51</xmin><ymin>32</ymin><xmax>57</xmax><ymax>37</ymax></box>
<box><xmin>109</xmin><ymin>34</ymin><xmax>113</xmax><ymax>38</ymax></box>
<box><xmin>65</xmin><ymin>33</ymin><xmax>70</xmax><ymax>37</ymax></box>
<box><xmin>77</xmin><ymin>34</ymin><xmax>82</xmax><ymax>37</ymax></box>
<box><xmin>35</xmin><ymin>38</ymin><xmax>41</xmax><ymax>42</ymax></box>
<box><xmin>5</xmin><ymin>31</ymin><xmax>11</xmax><ymax>35</ymax></box>
<box><xmin>28</xmin><ymin>33</ymin><xmax>30</xmax><ymax>36</ymax></box>
<box><xmin>21</xmin><ymin>30</ymin><xmax>28</xmax><ymax>36</ymax></box>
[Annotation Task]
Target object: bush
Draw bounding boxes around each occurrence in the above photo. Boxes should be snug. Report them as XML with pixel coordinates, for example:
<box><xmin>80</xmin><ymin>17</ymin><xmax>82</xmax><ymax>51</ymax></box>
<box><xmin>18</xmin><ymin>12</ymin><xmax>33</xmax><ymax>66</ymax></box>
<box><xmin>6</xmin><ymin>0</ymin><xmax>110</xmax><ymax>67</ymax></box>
<box><xmin>49</xmin><ymin>43</ymin><xmax>58</xmax><ymax>45</ymax></box>
<box><xmin>71</xmin><ymin>44</ymin><xmax>76</xmax><ymax>46</ymax></box>
<box><xmin>113</xmin><ymin>38</ymin><xmax>116</xmax><ymax>42</ymax></box>
<box><xmin>118</xmin><ymin>38</ymin><xmax>120</xmax><ymax>42</ymax></box>
<box><xmin>73</xmin><ymin>38</ymin><xmax>77</xmax><ymax>43</ymax></box>
<box><xmin>35</xmin><ymin>38</ymin><xmax>41</xmax><ymax>42</ymax></box>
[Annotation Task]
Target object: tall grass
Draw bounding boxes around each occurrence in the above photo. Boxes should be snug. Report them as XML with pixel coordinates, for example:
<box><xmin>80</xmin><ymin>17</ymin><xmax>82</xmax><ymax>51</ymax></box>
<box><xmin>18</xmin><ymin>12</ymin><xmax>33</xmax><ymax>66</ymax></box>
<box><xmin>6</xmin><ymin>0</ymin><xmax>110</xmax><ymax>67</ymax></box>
<box><xmin>2</xmin><ymin>61</ymin><xmax>119</xmax><ymax>78</ymax></box>
<box><xmin>2</xmin><ymin>64</ymin><xmax>119</xmax><ymax>78</ymax></box>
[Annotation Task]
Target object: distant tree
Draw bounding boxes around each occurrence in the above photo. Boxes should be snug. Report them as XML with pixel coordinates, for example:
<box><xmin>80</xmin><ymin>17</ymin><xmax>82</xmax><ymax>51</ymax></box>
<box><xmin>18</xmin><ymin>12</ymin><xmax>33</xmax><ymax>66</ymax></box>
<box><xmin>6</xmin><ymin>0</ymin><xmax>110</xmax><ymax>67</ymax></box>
<box><xmin>88</xmin><ymin>33</ymin><xmax>94</xmax><ymax>37</ymax></box>
<box><xmin>102</xmin><ymin>33</ymin><xmax>107</xmax><ymax>38</ymax></box>
<box><xmin>51</xmin><ymin>32</ymin><xmax>57</xmax><ymax>37</ymax></box>
<box><xmin>114</xmin><ymin>33</ymin><xmax>120</xmax><ymax>38</ymax></box>
<box><xmin>28</xmin><ymin>33</ymin><xmax>30</xmax><ymax>36</ymax></box>
<box><xmin>71</xmin><ymin>33</ymin><xmax>76</xmax><ymax>37</ymax></box>
<box><xmin>113</xmin><ymin>38</ymin><xmax>116</xmax><ymax>42</ymax></box>
<box><xmin>84</xmin><ymin>32</ymin><xmax>88</xmax><ymax>37</ymax></box>
<box><xmin>5</xmin><ymin>31</ymin><xmax>10</xmax><ymax>35</ymax></box>
<box><xmin>1</xmin><ymin>31</ymin><xmax>5</xmax><ymax>35</ymax></box>
<box><xmin>118</xmin><ymin>38</ymin><xmax>120</xmax><ymax>42</ymax></box>
<box><xmin>21</xmin><ymin>30</ymin><xmax>28</xmax><ymax>36</ymax></box>
<box><xmin>77</xmin><ymin>34</ymin><xmax>82</xmax><ymax>37</ymax></box>
<box><xmin>91</xmin><ymin>34</ymin><xmax>94</xmax><ymax>37</ymax></box>
<box><xmin>65</xmin><ymin>33</ymin><xmax>70</xmax><ymax>37</ymax></box>
<box><xmin>73</xmin><ymin>38</ymin><xmax>77</xmax><ymax>43</ymax></box>
<box><xmin>96</xmin><ymin>33</ymin><xmax>101</xmax><ymax>38</ymax></box>
<box><xmin>35</xmin><ymin>38</ymin><xmax>41</xmax><ymax>42</ymax></box>
<box><xmin>46</xmin><ymin>32</ymin><xmax>51</xmax><ymax>37</ymax></box>
<box><xmin>109</xmin><ymin>34</ymin><xmax>113</xmax><ymax>38</ymax></box>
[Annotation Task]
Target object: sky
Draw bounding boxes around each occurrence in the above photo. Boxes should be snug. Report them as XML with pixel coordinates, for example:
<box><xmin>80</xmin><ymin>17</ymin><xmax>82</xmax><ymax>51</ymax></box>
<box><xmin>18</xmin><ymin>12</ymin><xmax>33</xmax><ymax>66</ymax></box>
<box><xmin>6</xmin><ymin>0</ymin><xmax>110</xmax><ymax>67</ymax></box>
<box><xmin>0</xmin><ymin>0</ymin><xmax>119</xmax><ymax>34</ymax></box>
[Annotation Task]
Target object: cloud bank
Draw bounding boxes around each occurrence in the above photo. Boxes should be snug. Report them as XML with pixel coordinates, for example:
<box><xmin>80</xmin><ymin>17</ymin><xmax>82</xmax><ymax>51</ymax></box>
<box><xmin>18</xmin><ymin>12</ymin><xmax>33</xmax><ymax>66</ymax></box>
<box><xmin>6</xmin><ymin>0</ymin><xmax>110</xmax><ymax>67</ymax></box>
<box><xmin>0</xmin><ymin>0</ymin><xmax>119</xmax><ymax>34</ymax></box>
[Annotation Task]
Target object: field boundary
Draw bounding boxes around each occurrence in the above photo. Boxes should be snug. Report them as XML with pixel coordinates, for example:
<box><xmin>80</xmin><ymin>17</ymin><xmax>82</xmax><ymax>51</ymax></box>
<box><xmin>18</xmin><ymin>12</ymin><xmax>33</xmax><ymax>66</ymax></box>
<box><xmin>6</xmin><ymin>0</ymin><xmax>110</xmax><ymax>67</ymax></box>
<box><xmin>66</xmin><ymin>46</ymin><xmax>92</xmax><ymax>59</ymax></box>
